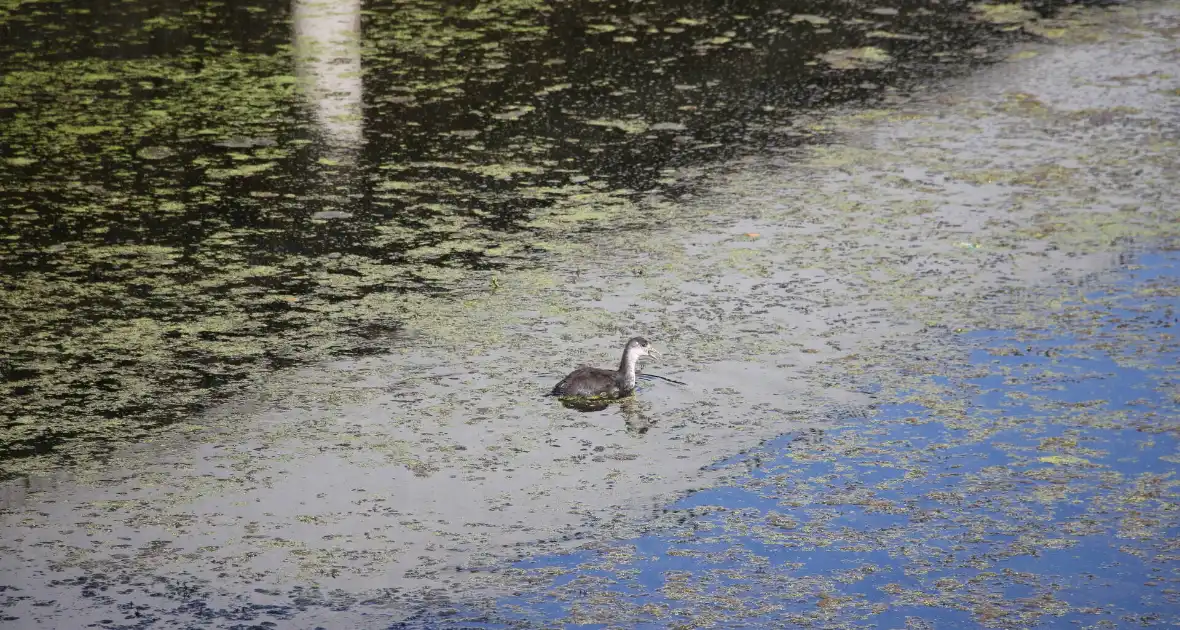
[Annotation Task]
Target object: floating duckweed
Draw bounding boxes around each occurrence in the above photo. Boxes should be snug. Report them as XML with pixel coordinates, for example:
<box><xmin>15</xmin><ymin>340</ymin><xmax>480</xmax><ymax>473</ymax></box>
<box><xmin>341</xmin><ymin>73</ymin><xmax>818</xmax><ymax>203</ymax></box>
<box><xmin>1038</xmin><ymin>455</ymin><xmax>1094</xmax><ymax>466</ymax></box>
<box><xmin>136</xmin><ymin>146</ymin><xmax>175</xmax><ymax>160</ymax></box>
<box><xmin>582</xmin><ymin>118</ymin><xmax>650</xmax><ymax>134</ymax></box>
<box><xmin>820</xmin><ymin>46</ymin><xmax>892</xmax><ymax>69</ymax></box>
<box><xmin>471</xmin><ymin>162</ymin><xmax>547</xmax><ymax>179</ymax></box>
<box><xmin>59</xmin><ymin>124</ymin><xmax>118</xmax><ymax>135</ymax></box>
<box><xmin>789</xmin><ymin>14</ymin><xmax>831</xmax><ymax>25</ymax></box>
<box><xmin>972</xmin><ymin>3</ymin><xmax>1038</xmax><ymax>24</ymax></box>
<box><xmin>205</xmin><ymin>162</ymin><xmax>277</xmax><ymax>178</ymax></box>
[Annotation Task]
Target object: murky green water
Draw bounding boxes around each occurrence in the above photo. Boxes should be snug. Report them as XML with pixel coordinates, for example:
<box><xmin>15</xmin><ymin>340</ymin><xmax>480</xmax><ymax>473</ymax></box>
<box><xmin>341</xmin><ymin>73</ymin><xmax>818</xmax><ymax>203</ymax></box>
<box><xmin>2</xmin><ymin>0</ymin><xmax>1047</xmax><ymax>476</ymax></box>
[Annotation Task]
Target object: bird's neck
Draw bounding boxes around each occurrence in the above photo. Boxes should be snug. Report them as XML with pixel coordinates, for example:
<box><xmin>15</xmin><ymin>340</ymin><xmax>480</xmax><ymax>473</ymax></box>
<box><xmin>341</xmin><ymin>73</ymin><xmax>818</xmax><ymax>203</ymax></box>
<box><xmin>617</xmin><ymin>350</ymin><xmax>640</xmax><ymax>391</ymax></box>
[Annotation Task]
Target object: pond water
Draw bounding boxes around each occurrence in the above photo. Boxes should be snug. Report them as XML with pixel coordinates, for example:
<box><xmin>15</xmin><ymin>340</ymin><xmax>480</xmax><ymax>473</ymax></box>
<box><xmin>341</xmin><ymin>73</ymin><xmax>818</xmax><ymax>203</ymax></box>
<box><xmin>1</xmin><ymin>0</ymin><xmax>1178</xmax><ymax>627</ymax></box>
<box><xmin>437</xmin><ymin>250</ymin><xmax>1177</xmax><ymax>629</ymax></box>
<box><xmin>0</xmin><ymin>0</ymin><xmax>1094</xmax><ymax>477</ymax></box>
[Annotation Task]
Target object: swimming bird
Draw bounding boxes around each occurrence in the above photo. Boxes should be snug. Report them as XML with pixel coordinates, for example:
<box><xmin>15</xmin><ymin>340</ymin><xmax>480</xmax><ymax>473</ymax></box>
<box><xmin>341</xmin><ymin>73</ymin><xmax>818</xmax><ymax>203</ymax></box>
<box><xmin>550</xmin><ymin>337</ymin><xmax>659</xmax><ymax>399</ymax></box>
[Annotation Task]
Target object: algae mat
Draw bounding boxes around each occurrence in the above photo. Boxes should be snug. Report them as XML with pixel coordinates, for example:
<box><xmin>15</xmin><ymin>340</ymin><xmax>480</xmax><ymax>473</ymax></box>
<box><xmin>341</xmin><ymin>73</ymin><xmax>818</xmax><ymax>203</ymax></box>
<box><xmin>1</xmin><ymin>1</ymin><xmax>1179</xmax><ymax>628</ymax></box>
<box><xmin>486</xmin><ymin>251</ymin><xmax>1179</xmax><ymax>628</ymax></box>
<box><xmin>0</xmin><ymin>0</ymin><xmax>1078</xmax><ymax>477</ymax></box>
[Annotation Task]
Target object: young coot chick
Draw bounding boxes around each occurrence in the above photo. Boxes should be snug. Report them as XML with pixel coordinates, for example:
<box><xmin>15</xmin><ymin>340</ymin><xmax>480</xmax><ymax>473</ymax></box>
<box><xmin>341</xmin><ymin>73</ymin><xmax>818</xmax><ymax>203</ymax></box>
<box><xmin>551</xmin><ymin>337</ymin><xmax>659</xmax><ymax>399</ymax></box>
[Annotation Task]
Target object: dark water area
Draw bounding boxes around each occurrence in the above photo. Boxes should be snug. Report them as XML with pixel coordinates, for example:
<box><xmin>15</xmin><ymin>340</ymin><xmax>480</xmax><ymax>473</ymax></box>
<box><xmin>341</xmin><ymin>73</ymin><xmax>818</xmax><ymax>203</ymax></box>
<box><xmin>0</xmin><ymin>0</ymin><xmax>1070</xmax><ymax>475</ymax></box>
<box><xmin>394</xmin><ymin>250</ymin><xmax>1179</xmax><ymax>629</ymax></box>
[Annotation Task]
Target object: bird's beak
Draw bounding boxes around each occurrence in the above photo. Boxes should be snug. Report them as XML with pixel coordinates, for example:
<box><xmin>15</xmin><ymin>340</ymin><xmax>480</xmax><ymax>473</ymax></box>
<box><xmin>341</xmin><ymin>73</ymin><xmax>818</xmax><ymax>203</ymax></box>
<box><xmin>648</xmin><ymin>347</ymin><xmax>662</xmax><ymax>359</ymax></box>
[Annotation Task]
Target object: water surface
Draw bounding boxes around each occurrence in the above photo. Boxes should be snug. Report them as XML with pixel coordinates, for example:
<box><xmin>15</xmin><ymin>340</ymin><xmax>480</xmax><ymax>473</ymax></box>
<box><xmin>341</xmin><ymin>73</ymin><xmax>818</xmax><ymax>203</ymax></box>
<box><xmin>459</xmin><ymin>250</ymin><xmax>1178</xmax><ymax>628</ymax></box>
<box><xmin>1</xmin><ymin>0</ymin><xmax>1178</xmax><ymax>627</ymax></box>
<box><xmin>0</xmin><ymin>0</ymin><xmax>1083</xmax><ymax>476</ymax></box>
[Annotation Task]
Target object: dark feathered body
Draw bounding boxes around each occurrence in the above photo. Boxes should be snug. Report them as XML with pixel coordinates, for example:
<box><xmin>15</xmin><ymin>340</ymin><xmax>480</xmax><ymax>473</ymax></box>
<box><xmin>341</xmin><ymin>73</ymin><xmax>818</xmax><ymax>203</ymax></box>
<box><xmin>550</xmin><ymin>366</ymin><xmax>633</xmax><ymax>398</ymax></box>
<box><xmin>550</xmin><ymin>337</ymin><xmax>654</xmax><ymax>399</ymax></box>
